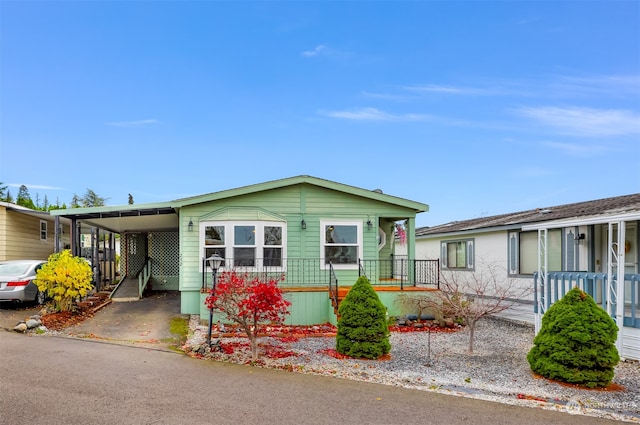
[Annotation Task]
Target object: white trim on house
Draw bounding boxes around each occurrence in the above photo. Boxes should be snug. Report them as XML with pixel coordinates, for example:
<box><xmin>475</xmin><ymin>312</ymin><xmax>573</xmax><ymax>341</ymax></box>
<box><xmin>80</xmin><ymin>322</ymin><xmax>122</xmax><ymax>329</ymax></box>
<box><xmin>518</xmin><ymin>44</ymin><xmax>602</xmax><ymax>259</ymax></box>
<box><xmin>198</xmin><ymin>220</ymin><xmax>287</xmax><ymax>272</ymax></box>
<box><xmin>320</xmin><ymin>219</ymin><xmax>363</xmax><ymax>270</ymax></box>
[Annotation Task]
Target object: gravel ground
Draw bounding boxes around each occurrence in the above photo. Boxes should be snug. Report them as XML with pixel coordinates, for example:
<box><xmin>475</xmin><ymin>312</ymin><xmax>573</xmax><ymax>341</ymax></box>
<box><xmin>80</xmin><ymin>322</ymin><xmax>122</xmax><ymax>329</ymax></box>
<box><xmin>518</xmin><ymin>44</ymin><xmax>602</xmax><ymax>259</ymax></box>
<box><xmin>183</xmin><ymin>317</ymin><xmax>640</xmax><ymax>423</ymax></box>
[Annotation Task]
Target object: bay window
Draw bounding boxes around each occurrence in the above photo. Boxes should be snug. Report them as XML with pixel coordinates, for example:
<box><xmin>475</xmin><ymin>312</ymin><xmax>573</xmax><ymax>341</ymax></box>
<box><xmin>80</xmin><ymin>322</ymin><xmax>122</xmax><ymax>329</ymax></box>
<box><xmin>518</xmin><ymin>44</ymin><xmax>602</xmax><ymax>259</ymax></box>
<box><xmin>201</xmin><ymin>221</ymin><xmax>285</xmax><ymax>270</ymax></box>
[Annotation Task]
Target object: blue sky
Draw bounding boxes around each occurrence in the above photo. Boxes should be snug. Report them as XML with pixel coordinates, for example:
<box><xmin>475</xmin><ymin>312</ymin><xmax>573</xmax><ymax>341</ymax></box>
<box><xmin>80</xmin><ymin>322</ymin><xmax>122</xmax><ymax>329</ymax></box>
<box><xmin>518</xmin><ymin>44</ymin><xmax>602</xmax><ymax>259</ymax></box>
<box><xmin>1</xmin><ymin>1</ymin><xmax>638</xmax><ymax>228</ymax></box>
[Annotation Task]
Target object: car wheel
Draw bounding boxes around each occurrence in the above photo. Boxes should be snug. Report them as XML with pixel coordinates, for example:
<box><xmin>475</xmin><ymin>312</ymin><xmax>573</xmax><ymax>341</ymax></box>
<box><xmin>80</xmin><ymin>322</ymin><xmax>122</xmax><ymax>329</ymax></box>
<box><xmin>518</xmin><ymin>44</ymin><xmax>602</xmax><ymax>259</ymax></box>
<box><xmin>36</xmin><ymin>290</ymin><xmax>46</xmax><ymax>305</ymax></box>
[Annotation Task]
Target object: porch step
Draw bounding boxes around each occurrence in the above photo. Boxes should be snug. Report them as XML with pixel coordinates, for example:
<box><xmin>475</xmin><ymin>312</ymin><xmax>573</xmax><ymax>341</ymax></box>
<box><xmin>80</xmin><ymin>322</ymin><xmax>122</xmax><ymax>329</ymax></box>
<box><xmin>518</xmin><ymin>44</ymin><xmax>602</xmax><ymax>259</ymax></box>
<box><xmin>110</xmin><ymin>277</ymin><xmax>141</xmax><ymax>302</ymax></box>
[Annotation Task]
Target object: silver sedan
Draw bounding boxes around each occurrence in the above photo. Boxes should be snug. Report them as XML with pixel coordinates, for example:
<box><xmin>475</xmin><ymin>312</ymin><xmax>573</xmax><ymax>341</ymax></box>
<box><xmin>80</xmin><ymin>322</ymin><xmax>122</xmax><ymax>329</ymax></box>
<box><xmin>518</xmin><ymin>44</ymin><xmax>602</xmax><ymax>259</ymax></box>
<box><xmin>0</xmin><ymin>260</ymin><xmax>47</xmax><ymax>304</ymax></box>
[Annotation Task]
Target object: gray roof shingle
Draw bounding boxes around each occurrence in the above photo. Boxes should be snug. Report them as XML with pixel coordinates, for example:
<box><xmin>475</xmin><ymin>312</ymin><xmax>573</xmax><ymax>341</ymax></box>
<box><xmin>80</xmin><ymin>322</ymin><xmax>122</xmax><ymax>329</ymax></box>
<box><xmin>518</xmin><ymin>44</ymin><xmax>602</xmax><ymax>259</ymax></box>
<box><xmin>417</xmin><ymin>193</ymin><xmax>640</xmax><ymax>237</ymax></box>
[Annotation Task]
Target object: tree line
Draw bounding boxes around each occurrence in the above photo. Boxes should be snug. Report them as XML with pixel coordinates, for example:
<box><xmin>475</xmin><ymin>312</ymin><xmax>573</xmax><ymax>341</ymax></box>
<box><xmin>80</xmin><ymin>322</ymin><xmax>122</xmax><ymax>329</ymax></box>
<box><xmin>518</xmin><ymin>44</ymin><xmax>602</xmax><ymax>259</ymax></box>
<box><xmin>0</xmin><ymin>182</ymin><xmax>115</xmax><ymax>211</ymax></box>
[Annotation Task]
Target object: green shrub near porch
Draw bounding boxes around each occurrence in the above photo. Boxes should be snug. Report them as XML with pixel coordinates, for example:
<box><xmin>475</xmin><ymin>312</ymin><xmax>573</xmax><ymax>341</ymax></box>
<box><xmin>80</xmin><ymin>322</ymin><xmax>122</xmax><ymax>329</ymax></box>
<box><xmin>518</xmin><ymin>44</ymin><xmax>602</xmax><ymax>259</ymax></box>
<box><xmin>527</xmin><ymin>287</ymin><xmax>620</xmax><ymax>388</ymax></box>
<box><xmin>336</xmin><ymin>275</ymin><xmax>390</xmax><ymax>359</ymax></box>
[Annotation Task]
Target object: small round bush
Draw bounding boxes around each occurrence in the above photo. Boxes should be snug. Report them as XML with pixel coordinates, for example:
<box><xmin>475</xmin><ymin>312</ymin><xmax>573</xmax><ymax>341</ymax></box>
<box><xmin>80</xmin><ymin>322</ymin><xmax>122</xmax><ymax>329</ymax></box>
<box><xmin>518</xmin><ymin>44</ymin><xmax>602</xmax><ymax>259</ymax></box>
<box><xmin>336</xmin><ymin>275</ymin><xmax>390</xmax><ymax>359</ymax></box>
<box><xmin>527</xmin><ymin>287</ymin><xmax>620</xmax><ymax>388</ymax></box>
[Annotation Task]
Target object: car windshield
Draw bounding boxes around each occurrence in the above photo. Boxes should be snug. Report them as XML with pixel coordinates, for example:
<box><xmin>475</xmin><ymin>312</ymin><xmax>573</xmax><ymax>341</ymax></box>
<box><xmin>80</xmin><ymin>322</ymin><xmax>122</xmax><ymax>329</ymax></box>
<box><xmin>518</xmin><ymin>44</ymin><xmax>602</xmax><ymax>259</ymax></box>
<box><xmin>0</xmin><ymin>263</ymin><xmax>33</xmax><ymax>275</ymax></box>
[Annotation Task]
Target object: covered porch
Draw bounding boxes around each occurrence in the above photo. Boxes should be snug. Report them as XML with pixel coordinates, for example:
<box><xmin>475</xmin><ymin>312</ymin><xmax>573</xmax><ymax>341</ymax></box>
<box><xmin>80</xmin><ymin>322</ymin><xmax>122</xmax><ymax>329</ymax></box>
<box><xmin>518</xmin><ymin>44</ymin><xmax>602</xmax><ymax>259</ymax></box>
<box><xmin>524</xmin><ymin>211</ymin><xmax>640</xmax><ymax>361</ymax></box>
<box><xmin>197</xmin><ymin>257</ymin><xmax>440</xmax><ymax>325</ymax></box>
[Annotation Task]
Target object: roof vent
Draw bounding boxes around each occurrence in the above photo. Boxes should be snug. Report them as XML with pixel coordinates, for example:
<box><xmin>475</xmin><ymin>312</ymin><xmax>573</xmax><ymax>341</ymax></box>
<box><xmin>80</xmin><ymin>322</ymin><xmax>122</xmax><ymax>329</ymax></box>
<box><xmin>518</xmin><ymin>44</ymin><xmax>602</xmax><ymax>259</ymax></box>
<box><xmin>372</xmin><ymin>189</ymin><xmax>383</xmax><ymax>194</ymax></box>
<box><xmin>538</xmin><ymin>209</ymin><xmax>552</xmax><ymax>214</ymax></box>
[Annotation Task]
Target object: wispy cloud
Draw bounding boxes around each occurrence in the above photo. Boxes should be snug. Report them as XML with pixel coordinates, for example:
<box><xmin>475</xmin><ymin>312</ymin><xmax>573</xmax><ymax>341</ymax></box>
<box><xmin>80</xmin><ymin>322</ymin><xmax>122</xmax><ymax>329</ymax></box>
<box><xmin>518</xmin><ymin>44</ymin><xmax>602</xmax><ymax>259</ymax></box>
<box><xmin>301</xmin><ymin>45</ymin><xmax>328</xmax><ymax>57</ymax></box>
<box><xmin>549</xmin><ymin>74</ymin><xmax>640</xmax><ymax>98</ymax></box>
<box><xmin>105</xmin><ymin>119</ymin><xmax>159</xmax><ymax>128</ymax></box>
<box><xmin>361</xmin><ymin>91</ymin><xmax>409</xmax><ymax>102</ymax></box>
<box><xmin>318</xmin><ymin>107</ymin><xmax>431</xmax><ymax>122</ymax></box>
<box><xmin>403</xmin><ymin>82</ymin><xmax>533</xmax><ymax>97</ymax></box>
<box><xmin>7</xmin><ymin>183</ymin><xmax>63</xmax><ymax>190</ymax></box>
<box><xmin>542</xmin><ymin>141</ymin><xmax>609</xmax><ymax>157</ymax></box>
<box><xmin>404</xmin><ymin>84</ymin><xmax>487</xmax><ymax>95</ymax></box>
<box><xmin>515</xmin><ymin>106</ymin><xmax>640</xmax><ymax>137</ymax></box>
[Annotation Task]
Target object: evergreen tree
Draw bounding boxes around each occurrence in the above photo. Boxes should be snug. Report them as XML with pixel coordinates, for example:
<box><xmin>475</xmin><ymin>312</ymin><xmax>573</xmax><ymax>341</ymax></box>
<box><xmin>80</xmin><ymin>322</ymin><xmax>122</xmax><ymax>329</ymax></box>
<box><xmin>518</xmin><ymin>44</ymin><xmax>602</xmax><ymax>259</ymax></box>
<box><xmin>16</xmin><ymin>185</ymin><xmax>36</xmax><ymax>209</ymax></box>
<box><xmin>336</xmin><ymin>275</ymin><xmax>390</xmax><ymax>359</ymax></box>
<box><xmin>527</xmin><ymin>287</ymin><xmax>620</xmax><ymax>388</ymax></box>
<box><xmin>82</xmin><ymin>188</ymin><xmax>107</xmax><ymax>207</ymax></box>
<box><xmin>71</xmin><ymin>194</ymin><xmax>82</xmax><ymax>208</ymax></box>
<box><xmin>0</xmin><ymin>182</ymin><xmax>7</xmax><ymax>201</ymax></box>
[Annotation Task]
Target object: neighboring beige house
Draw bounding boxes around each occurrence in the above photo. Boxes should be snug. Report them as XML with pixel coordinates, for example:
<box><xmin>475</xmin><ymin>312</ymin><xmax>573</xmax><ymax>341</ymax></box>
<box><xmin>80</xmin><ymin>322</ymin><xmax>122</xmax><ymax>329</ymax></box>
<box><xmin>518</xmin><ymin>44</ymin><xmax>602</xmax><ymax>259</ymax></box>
<box><xmin>397</xmin><ymin>193</ymin><xmax>640</xmax><ymax>360</ymax></box>
<box><xmin>0</xmin><ymin>201</ymin><xmax>71</xmax><ymax>261</ymax></box>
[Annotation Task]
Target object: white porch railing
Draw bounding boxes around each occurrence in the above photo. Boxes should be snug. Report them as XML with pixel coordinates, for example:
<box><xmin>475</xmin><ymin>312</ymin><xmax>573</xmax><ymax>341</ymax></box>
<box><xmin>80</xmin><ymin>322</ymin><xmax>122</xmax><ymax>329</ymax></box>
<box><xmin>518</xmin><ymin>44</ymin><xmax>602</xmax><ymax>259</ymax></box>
<box><xmin>533</xmin><ymin>272</ymin><xmax>640</xmax><ymax>329</ymax></box>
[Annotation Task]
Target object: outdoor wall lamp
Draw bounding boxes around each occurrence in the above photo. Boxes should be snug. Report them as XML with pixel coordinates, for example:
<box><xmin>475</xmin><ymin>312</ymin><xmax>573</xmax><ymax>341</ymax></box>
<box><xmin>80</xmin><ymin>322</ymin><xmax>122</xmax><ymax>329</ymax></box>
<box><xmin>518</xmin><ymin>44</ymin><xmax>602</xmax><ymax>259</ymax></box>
<box><xmin>367</xmin><ymin>219</ymin><xmax>373</xmax><ymax>228</ymax></box>
<box><xmin>301</xmin><ymin>219</ymin><xmax>307</xmax><ymax>230</ymax></box>
<box><xmin>188</xmin><ymin>220</ymin><xmax>194</xmax><ymax>232</ymax></box>
<box><xmin>206</xmin><ymin>253</ymin><xmax>224</xmax><ymax>346</ymax></box>
<box><xmin>574</xmin><ymin>233</ymin><xmax>586</xmax><ymax>245</ymax></box>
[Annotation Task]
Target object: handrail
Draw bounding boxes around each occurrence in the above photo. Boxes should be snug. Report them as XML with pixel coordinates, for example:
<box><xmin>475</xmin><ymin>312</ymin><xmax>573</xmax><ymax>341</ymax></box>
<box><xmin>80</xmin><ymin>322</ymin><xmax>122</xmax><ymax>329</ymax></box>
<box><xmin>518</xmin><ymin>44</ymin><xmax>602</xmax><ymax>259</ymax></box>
<box><xmin>138</xmin><ymin>258</ymin><xmax>152</xmax><ymax>298</ymax></box>
<box><xmin>328</xmin><ymin>261</ymin><xmax>338</xmax><ymax>310</ymax></box>
<box><xmin>358</xmin><ymin>258</ymin><xmax>366</xmax><ymax>277</ymax></box>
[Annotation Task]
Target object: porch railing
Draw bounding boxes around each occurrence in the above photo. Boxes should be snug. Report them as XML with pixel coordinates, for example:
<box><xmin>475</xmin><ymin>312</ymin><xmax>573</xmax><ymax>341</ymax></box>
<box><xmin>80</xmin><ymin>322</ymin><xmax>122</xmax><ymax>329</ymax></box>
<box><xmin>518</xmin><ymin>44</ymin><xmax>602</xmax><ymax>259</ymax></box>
<box><xmin>359</xmin><ymin>258</ymin><xmax>440</xmax><ymax>289</ymax></box>
<box><xmin>202</xmin><ymin>258</ymin><xmax>333</xmax><ymax>291</ymax></box>
<box><xmin>200</xmin><ymin>257</ymin><xmax>439</xmax><ymax>291</ymax></box>
<box><xmin>138</xmin><ymin>258</ymin><xmax>152</xmax><ymax>298</ymax></box>
<box><xmin>534</xmin><ymin>271</ymin><xmax>640</xmax><ymax>329</ymax></box>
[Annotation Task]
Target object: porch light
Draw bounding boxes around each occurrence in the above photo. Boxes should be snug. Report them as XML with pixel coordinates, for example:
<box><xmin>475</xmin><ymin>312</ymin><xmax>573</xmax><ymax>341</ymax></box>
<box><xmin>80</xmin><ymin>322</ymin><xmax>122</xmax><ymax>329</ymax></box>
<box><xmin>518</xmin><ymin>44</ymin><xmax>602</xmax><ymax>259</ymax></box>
<box><xmin>188</xmin><ymin>220</ymin><xmax>194</xmax><ymax>232</ymax></box>
<box><xmin>574</xmin><ymin>233</ymin><xmax>586</xmax><ymax>245</ymax></box>
<box><xmin>367</xmin><ymin>219</ymin><xmax>373</xmax><ymax>228</ymax></box>
<box><xmin>206</xmin><ymin>253</ymin><xmax>224</xmax><ymax>347</ymax></box>
<box><xmin>301</xmin><ymin>219</ymin><xmax>307</xmax><ymax>230</ymax></box>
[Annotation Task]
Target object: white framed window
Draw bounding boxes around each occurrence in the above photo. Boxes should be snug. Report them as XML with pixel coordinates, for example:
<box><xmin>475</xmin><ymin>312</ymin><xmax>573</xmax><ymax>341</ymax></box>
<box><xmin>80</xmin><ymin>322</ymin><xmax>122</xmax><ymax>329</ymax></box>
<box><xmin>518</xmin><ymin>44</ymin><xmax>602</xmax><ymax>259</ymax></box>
<box><xmin>200</xmin><ymin>221</ymin><xmax>286</xmax><ymax>271</ymax></box>
<box><xmin>40</xmin><ymin>220</ymin><xmax>48</xmax><ymax>241</ymax></box>
<box><xmin>321</xmin><ymin>220</ymin><xmax>362</xmax><ymax>269</ymax></box>
<box><xmin>441</xmin><ymin>238</ymin><xmax>474</xmax><ymax>270</ymax></box>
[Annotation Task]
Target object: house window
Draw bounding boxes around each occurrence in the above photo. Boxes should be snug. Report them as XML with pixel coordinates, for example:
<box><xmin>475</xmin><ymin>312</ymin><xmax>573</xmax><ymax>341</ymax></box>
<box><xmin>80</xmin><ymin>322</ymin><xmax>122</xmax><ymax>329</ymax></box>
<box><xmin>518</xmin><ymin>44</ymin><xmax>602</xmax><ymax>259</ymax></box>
<box><xmin>201</xmin><ymin>222</ymin><xmax>285</xmax><ymax>270</ymax></box>
<box><xmin>40</xmin><ymin>220</ymin><xmax>47</xmax><ymax>241</ymax></box>
<box><xmin>441</xmin><ymin>239</ymin><xmax>474</xmax><ymax>270</ymax></box>
<box><xmin>322</xmin><ymin>221</ymin><xmax>362</xmax><ymax>269</ymax></box>
<box><xmin>508</xmin><ymin>230</ymin><xmax>562</xmax><ymax>275</ymax></box>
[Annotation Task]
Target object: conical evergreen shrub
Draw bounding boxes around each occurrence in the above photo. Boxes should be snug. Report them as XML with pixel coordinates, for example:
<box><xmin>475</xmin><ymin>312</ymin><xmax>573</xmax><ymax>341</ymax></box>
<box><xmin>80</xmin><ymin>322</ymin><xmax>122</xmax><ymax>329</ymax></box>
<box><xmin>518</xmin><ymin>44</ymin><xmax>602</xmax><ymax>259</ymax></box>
<box><xmin>527</xmin><ymin>286</ymin><xmax>620</xmax><ymax>388</ymax></box>
<box><xmin>336</xmin><ymin>275</ymin><xmax>391</xmax><ymax>359</ymax></box>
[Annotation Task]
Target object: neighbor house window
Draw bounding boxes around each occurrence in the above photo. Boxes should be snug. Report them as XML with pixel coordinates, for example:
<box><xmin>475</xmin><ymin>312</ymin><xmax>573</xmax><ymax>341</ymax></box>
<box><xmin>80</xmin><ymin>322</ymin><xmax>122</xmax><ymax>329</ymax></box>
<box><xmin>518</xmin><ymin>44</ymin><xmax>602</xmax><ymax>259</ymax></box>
<box><xmin>508</xmin><ymin>230</ymin><xmax>561</xmax><ymax>275</ymax></box>
<box><xmin>322</xmin><ymin>221</ymin><xmax>362</xmax><ymax>269</ymax></box>
<box><xmin>40</xmin><ymin>220</ymin><xmax>48</xmax><ymax>241</ymax></box>
<box><xmin>201</xmin><ymin>222</ymin><xmax>285</xmax><ymax>270</ymax></box>
<box><xmin>441</xmin><ymin>239</ymin><xmax>474</xmax><ymax>270</ymax></box>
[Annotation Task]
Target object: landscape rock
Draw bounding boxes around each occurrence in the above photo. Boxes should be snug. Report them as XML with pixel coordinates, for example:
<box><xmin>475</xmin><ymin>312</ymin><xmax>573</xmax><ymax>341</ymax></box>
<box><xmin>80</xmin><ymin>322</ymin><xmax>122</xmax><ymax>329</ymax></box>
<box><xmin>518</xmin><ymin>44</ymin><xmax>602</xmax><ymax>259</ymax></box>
<box><xmin>13</xmin><ymin>322</ymin><xmax>28</xmax><ymax>333</ymax></box>
<box><xmin>26</xmin><ymin>319</ymin><xmax>42</xmax><ymax>329</ymax></box>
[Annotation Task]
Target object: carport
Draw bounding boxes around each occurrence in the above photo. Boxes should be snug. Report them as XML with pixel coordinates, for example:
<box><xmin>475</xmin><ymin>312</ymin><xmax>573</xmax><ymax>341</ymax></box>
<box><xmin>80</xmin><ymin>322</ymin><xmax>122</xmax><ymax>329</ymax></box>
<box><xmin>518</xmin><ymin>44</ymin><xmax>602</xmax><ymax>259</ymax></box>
<box><xmin>50</xmin><ymin>203</ymin><xmax>179</xmax><ymax>297</ymax></box>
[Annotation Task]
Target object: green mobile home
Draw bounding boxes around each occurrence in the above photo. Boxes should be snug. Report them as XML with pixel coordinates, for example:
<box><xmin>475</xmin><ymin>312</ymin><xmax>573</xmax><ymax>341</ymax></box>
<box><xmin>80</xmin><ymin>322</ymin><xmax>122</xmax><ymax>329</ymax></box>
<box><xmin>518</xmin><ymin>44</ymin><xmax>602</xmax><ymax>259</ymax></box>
<box><xmin>51</xmin><ymin>176</ymin><xmax>436</xmax><ymax>325</ymax></box>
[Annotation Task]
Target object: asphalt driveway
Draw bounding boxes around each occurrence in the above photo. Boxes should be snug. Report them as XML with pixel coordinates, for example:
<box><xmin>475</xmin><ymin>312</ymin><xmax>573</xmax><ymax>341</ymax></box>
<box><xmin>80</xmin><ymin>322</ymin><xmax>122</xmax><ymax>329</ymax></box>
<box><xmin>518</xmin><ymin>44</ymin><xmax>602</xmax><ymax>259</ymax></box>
<box><xmin>0</xmin><ymin>291</ymin><xmax>188</xmax><ymax>351</ymax></box>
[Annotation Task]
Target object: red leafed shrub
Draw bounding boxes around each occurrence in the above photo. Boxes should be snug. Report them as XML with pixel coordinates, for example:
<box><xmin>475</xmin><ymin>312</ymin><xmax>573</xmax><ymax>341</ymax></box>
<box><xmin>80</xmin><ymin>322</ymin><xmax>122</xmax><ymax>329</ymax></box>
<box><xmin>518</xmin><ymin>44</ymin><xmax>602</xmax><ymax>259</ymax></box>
<box><xmin>205</xmin><ymin>271</ymin><xmax>291</xmax><ymax>360</ymax></box>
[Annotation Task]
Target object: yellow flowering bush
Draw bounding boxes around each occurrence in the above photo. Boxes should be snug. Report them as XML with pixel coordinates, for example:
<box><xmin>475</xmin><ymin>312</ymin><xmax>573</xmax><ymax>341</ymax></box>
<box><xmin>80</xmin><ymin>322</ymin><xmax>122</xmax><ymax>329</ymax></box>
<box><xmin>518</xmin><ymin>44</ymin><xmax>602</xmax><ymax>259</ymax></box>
<box><xmin>36</xmin><ymin>250</ymin><xmax>93</xmax><ymax>312</ymax></box>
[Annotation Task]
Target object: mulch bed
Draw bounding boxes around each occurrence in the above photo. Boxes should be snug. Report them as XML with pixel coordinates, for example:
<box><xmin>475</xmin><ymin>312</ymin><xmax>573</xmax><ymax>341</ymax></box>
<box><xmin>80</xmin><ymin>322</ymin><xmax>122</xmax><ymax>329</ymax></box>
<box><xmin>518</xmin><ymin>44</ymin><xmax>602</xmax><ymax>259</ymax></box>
<box><xmin>40</xmin><ymin>293</ymin><xmax>111</xmax><ymax>331</ymax></box>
